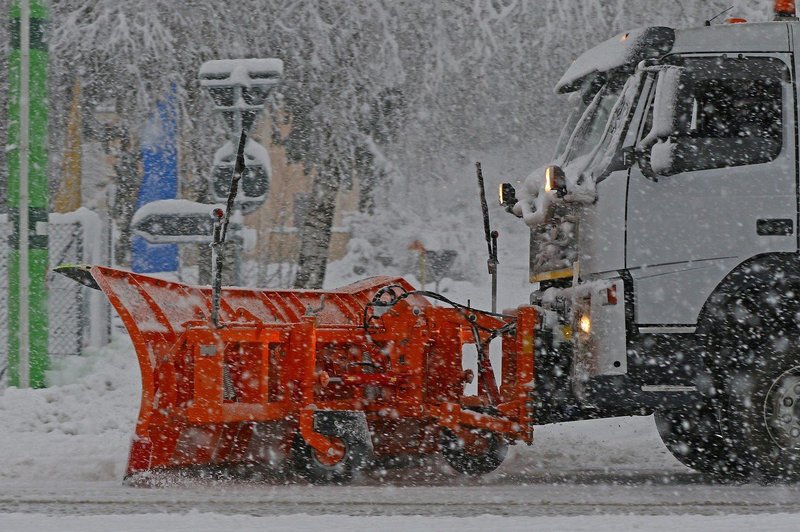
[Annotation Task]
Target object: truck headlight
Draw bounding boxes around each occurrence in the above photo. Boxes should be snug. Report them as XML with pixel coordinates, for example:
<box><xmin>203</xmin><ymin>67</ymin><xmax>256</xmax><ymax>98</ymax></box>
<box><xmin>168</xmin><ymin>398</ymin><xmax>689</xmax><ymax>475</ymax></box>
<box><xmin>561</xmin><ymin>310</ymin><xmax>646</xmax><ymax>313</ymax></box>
<box><xmin>578</xmin><ymin>313</ymin><xmax>591</xmax><ymax>335</ymax></box>
<box><xmin>544</xmin><ymin>165</ymin><xmax>567</xmax><ymax>198</ymax></box>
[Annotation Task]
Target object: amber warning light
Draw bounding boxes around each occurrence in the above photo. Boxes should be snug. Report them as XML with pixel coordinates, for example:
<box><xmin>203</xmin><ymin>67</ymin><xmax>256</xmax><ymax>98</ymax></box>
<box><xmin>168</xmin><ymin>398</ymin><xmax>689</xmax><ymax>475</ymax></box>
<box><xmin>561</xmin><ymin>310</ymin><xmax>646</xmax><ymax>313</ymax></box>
<box><xmin>775</xmin><ymin>0</ymin><xmax>798</xmax><ymax>19</ymax></box>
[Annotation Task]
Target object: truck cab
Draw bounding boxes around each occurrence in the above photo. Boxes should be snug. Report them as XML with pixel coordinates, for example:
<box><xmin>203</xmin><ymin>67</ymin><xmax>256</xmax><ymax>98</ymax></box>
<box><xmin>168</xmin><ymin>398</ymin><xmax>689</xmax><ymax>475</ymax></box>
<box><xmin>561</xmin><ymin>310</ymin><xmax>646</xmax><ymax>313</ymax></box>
<box><xmin>510</xmin><ymin>8</ymin><xmax>800</xmax><ymax>480</ymax></box>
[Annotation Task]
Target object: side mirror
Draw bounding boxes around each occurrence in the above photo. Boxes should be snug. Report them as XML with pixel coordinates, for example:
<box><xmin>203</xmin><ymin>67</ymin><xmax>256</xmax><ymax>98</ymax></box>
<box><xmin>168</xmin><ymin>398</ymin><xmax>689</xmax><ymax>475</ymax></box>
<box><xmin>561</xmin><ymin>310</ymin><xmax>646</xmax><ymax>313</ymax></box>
<box><xmin>638</xmin><ymin>65</ymin><xmax>687</xmax><ymax>178</ymax></box>
<box><xmin>649</xmin><ymin>139</ymin><xmax>679</xmax><ymax>177</ymax></box>
<box><xmin>499</xmin><ymin>183</ymin><xmax>517</xmax><ymax>209</ymax></box>
<box><xmin>499</xmin><ymin>182</ymin><xmax>523</xmax><ymax>218</ymax></box>
<box><xmin>642</xmin><ymin>66</ymin><xmax>686</xmax><ymax>148</ymax></box>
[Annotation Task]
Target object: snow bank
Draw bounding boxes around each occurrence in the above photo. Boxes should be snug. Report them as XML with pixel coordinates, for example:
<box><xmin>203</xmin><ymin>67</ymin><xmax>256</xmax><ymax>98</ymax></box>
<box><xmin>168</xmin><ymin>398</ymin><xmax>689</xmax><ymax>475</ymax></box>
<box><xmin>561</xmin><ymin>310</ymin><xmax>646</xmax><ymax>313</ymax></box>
<box><xmin>0</xmin><ymin>335</ymin><xmax>140</xmax><ymax>482</ymax></box>
<box><xmin>504</xmin><ymin>416</ymin><xmax>681</xmax><ymax>475</ymax></box>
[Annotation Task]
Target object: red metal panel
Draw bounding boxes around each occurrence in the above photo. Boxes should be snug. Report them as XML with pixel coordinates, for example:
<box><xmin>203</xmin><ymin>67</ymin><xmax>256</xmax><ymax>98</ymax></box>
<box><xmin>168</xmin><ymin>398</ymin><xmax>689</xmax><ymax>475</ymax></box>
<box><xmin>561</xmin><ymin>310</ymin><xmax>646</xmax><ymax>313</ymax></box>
<box><xmin>88</xmin><ymin>266</ymin><xmax>535</xmax><ymax>477</ymax></box>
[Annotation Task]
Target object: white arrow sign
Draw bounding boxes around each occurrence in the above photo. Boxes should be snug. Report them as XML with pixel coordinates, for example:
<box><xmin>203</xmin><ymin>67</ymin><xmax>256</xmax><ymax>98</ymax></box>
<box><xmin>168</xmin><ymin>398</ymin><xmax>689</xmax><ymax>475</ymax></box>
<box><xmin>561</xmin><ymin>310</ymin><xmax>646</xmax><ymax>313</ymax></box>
<box><xmin>132</xmin><ymin>199</ymin><xmax>240</xmax><ymax>244</ymax></box>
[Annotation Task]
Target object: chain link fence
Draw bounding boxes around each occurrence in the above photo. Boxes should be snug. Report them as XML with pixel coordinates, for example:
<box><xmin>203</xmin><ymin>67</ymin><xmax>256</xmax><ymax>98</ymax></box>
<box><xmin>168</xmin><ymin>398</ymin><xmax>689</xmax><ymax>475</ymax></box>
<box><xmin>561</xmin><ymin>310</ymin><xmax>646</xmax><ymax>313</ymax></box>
<box><xmin>1</xmin><ymin>209</ymin><xmax>111</xmax><ymax>385</ymax></box>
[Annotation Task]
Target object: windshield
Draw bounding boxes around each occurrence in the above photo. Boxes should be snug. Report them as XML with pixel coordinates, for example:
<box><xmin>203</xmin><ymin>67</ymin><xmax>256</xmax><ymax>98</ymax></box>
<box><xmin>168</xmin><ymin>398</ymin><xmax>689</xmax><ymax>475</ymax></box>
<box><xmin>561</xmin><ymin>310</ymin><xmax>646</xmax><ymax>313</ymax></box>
<box><xmin>555</xmin><ymin>78</ymin><xmax>625</xmax><ymax>167</ymax></box>
<box><xmin>565</xmin><ymin>83</ymin><xmax>624</xmax><ymax>165</ymax></box>
<box><xmin>553</xmin><ymin>92</ymin><xmax>587</xmax><ymax>159</ymax></box>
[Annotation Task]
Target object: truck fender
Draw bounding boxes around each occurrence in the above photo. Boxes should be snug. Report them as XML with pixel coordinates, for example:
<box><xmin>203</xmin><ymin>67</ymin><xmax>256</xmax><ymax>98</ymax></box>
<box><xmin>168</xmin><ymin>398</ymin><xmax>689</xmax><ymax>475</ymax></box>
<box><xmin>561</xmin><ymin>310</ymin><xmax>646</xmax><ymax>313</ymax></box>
<box><xmin>696</xmin><ymin>252</ymin><xmax>800</xmax><ymax>349</ymax></box>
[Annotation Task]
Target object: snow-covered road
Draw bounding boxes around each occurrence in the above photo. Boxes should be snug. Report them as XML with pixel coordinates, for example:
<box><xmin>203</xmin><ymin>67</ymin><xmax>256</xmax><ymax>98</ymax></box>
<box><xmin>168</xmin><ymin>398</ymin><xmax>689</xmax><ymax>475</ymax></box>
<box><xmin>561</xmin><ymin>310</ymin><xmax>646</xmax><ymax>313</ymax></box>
<box><xmin>3</xmin><ymin>470</ymin><xmax>800</xmax><ymax>518</ymax></box>
<box><xmin>2</xmin><ymin>335</ymin><xmax>800</xmax><ymax>530</ymax></box>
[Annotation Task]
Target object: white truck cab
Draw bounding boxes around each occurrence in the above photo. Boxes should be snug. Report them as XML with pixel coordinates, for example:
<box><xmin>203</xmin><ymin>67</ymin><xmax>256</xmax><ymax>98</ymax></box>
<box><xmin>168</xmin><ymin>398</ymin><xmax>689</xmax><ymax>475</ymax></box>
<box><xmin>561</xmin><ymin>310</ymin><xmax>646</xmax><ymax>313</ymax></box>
<box><xmin>505</xmin><ymin>4</ymin><xmax>800</xmax><ymax>480</ymax></box>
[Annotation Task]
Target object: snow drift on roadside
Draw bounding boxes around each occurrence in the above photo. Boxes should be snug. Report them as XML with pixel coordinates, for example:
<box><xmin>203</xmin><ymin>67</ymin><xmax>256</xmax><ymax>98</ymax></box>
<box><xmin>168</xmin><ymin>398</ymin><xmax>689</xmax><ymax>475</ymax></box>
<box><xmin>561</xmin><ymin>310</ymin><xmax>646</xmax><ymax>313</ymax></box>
<box><xmin>0</xmin><ymin>335</ymin><xmax>140</xmax><ymax>482</ymax></box>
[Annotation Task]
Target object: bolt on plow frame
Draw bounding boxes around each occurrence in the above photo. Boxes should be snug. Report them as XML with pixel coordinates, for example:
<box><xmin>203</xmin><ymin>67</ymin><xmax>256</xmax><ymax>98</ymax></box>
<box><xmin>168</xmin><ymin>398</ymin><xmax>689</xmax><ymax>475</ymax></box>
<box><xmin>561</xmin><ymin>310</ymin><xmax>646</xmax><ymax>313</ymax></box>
<box><xmin>58</xmin><ymin>265</ymin><xmax>537</xmax><ymax>484</ymax></box>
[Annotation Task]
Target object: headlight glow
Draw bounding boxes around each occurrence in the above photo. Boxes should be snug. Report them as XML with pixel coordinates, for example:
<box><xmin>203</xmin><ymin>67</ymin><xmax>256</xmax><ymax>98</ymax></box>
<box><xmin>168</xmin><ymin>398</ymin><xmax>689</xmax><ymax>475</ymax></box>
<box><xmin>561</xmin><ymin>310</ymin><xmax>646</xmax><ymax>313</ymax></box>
<box><xmin>579</xmin><ymin>314</ymin><xmax>591</xmax><ymax>335</ymax></box>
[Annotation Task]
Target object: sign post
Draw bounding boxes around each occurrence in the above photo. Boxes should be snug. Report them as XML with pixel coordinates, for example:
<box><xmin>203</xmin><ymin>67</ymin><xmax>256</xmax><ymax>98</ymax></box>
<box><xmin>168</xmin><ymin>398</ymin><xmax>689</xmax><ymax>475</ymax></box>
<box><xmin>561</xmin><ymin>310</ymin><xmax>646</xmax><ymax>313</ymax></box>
<box><xmin>6</xmin><ymin>0</ymin><xmax>49</xmax><ymax>388</ymax></box>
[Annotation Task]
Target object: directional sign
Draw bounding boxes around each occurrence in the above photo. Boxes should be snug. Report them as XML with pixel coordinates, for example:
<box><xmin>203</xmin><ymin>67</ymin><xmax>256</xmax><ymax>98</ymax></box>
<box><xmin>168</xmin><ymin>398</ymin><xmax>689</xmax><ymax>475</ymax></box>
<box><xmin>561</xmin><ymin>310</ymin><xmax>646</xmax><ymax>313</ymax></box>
<box><xmin>131</xmin><ymin>199</ymin><xmax>239</xmax><ymax>244</ymax></box>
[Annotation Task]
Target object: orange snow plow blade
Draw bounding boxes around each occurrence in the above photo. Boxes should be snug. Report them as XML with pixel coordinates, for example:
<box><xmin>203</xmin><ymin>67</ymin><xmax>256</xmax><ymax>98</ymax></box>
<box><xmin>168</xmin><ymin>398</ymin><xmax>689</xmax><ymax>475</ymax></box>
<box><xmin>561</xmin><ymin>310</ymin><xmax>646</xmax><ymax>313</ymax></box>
<box><xmin>58</xmin><ymin>265</ymin><xmax>537</xmax><ymax>482</ymax></box>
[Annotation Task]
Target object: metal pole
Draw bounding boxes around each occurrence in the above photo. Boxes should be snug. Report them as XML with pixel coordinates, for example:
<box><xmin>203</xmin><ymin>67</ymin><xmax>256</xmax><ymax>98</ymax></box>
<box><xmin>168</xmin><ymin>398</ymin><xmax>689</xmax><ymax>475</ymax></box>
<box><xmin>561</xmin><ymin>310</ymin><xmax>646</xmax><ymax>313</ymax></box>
<box><xmin>18</xmin><ymin>0</ymin><xmax>30</xmax><ymax>388</ymax></box>
<box><xmin>7</xmin><ymin>0</ymin><xmax>49</xmax><ymax>388</ymax></box>
<box><xmin>476</xmin><ymin>162</ymin><xmax>499</xmax><ymax>313</ymax></box>
<box><xmin>210</xmin><ymin>130</ymin><xmax>247</xmax><ymax>328</ymax></box>
<box><xmin>231</xmin><ymin>86</ymin><xmax>243</xmax><ymax>286</ymax></box>
<box><xmin>210</xmin><ymin>217</ymin><xmax>223</xmax><ymax>327</ymax></box>
<box><xmin>491</xmin><ymin>231</ymin><xmax>498</xmax><ymax>314</ymax></box>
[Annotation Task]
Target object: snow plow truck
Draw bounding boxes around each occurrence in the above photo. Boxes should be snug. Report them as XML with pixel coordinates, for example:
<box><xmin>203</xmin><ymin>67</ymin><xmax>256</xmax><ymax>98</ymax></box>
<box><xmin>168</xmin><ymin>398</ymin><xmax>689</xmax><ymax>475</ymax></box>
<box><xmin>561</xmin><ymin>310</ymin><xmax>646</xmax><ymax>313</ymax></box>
<box><xmin>499</xmin><ymin>0</ymin><xmax>800</xmax><ymax>481</ymax></box>
<box><xmin>59</xmin><ymin>0</ymin><xmax>800</xmax><ymax>483</ymax></box>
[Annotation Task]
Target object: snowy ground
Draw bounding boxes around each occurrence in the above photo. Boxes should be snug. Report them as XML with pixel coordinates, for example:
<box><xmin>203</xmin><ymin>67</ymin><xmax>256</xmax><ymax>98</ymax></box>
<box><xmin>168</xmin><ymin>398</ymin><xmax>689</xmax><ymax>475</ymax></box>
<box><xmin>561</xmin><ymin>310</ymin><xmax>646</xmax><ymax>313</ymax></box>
<box><xmin>3</xmin><ymin>512</ymin><xmax>800</xmax><ymax>532</ymax></box>
<box><xmin>2</xmin><ymin>291</ymin><xmax>800</xmax><ymax>530</ymax></box>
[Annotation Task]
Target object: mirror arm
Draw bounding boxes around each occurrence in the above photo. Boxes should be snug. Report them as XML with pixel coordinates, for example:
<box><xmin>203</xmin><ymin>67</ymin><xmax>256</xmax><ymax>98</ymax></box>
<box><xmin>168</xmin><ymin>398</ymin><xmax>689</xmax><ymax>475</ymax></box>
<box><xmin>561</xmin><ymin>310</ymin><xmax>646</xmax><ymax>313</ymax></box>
<box><xmin>620</xmin><ymin>146</ymin><xmax>637</xmax><ymax>169</ymax></box>
<box><xmin>635</xmin><ymin>145</ymin><xmax>659</xmax><ymax>182</ymax></box>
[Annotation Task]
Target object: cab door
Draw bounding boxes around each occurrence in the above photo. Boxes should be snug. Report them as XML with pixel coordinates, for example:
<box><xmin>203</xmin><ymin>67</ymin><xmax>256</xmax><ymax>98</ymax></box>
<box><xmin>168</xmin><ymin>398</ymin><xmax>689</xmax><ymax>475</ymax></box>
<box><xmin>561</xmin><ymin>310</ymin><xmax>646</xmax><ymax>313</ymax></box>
<box><xmin>578</xmin><ymin>74</ymin><xmax>654</xmax><ymax>276</ymax></box>
<box><xmin>626</xmin><ymin>54</ymin><xmax>797</xmax><ymax>326</ymax></box>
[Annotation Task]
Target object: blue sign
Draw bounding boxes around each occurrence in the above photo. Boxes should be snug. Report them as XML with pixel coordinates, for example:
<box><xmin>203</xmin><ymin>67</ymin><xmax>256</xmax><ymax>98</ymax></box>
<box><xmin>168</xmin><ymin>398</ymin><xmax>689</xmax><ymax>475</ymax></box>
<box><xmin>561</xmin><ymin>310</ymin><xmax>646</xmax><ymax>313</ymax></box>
<box><xmin>132</xmin><ymin>86</ymin><xmax>179</xmax><ymax>273</ymax></box>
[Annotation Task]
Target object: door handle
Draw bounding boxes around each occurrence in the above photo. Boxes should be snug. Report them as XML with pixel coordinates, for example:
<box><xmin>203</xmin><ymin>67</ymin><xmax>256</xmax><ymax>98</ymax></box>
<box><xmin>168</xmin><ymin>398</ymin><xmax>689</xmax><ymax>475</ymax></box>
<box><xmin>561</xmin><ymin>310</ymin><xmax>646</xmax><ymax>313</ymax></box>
<box><xmin>757</xmin><ymin>218</ymin><xmax>794</xmax><ymax>236</ymax></box>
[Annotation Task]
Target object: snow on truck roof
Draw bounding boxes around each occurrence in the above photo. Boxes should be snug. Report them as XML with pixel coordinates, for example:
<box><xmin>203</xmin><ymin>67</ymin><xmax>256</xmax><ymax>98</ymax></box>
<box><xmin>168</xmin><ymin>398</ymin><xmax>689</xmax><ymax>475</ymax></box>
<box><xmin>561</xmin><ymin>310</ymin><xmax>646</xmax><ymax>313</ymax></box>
<box><xmin>556</xmin><ymin>21</ymin><xmax>794</xmax><ymax>95</ymax></box>
<box><xmin>555</xmin><ymin>26</ymin><xmax>674</xmax><ymax>94</ymax></box>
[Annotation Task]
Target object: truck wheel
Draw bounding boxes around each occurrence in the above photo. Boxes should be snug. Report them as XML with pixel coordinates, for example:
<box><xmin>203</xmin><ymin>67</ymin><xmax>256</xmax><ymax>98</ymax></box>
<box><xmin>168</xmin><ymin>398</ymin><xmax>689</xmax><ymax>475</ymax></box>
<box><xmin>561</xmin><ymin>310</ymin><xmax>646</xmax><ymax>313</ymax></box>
<box><xmin>654</xmin><ymin>403</ymin><xmax>732</xmax><ymax>476</ymax></box>
<box><xmin>291</xmin><ymin>411</ymin><xmax>373</xmax><ymax>484</ymax></box>
<box><xmin>440</xmin><ymin>427</ymin><xmax>508</xmax><ymax>476</ymax></box>
<box><xmin>722</xmin><ymin>357</ymin><xmax>800</xmax><ymax>480</ymax></box>
<box><xmin>707</xmin><ymin>284</ymin><xmax>800</xmax><ymax>480</ymax></box>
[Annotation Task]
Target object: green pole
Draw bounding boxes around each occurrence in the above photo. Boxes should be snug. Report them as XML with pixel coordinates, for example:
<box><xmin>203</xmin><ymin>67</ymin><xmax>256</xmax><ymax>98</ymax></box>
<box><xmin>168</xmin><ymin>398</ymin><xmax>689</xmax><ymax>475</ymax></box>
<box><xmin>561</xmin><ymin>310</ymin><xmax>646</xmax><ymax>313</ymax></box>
<box><xmin>7</xmin><ymin>0</ymin><xmax>49</xmax><ymax>388</ymax></box>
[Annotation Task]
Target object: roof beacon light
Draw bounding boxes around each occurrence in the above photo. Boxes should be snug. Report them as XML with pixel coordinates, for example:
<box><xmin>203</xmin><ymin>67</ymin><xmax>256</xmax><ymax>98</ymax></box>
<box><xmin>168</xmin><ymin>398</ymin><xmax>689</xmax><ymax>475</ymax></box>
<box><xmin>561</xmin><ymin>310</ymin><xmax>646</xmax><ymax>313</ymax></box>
<box><xmin>775</xmin><ymin>0</ymin><xmax>798</xmax><ymax>20</ymax></box>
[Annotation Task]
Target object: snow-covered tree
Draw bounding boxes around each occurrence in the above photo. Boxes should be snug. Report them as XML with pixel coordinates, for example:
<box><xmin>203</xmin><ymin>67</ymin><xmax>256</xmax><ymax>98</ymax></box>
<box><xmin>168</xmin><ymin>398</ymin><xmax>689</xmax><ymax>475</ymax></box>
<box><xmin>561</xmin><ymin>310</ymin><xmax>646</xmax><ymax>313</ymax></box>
<box><xmin>3</xmin><ymin>0</ymin><xmax>768</xmax><ymax>280</ymax></box>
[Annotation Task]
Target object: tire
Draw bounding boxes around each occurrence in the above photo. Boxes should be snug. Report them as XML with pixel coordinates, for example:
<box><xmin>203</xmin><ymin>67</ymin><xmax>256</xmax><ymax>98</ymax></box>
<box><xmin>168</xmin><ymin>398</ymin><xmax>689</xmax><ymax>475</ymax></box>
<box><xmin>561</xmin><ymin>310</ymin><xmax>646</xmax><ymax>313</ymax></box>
<box><xmin>654</xmin><ymin>402</ymin><xmax>732</xmax><ymax>476</ymax></box>
<box><xmin>706</xmin><ymin>283</ymin><xmax>800</xmax><ymax>480</ymax></box>
<box><xmin>291</xmin><ymin>411</ymin><xmax>373</xmax><ymax>484</ymax></box>
<box><xmin>440</xmin><ymin>426</ymin><xmax>508</xmax><ymax>476</ymax></box>
<box><xmin>723</xmin><ymin>357</ymin><xmax>800</xmax><ymax>480</ymax></box>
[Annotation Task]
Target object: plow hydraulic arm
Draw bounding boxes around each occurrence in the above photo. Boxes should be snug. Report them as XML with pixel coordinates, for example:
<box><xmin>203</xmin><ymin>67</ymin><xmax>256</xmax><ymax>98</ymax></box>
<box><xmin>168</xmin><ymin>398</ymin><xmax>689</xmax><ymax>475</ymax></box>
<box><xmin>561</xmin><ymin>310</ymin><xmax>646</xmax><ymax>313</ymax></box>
<box><xmin>58</xmin><ymin>265</ymin><xmax>537</xmax><ymax>483</ymax></box>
